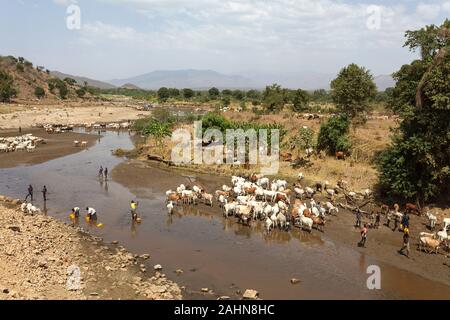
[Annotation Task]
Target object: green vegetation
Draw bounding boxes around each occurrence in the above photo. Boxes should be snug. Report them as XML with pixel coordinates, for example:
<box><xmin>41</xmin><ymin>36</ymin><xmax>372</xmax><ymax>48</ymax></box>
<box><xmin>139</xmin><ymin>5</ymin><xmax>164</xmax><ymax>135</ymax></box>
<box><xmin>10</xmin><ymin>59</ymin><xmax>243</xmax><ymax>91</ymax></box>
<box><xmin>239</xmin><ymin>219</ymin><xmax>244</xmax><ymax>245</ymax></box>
<box><xmin>284</xmin><ymin>126</ymin><xmax>315</xmax><ymax>156</ymax></box>
<box><xmin>291</xmin><ymin>89</ymin><xmax>310</xmax><ymax>112</ymax></box>
<box><xmin>48</xmin><ymin>78</ymin><xmax>68</xmax><ymax>99</ymax></box>
<box><xmin>317</xmin><ymin>115</ymin><xmax>351</xmax><ymax>154</ymax></box>
<box><xmin>331</xmin><ymin>63</ymin><xmax>377</xmax><ymax>120</ymax></box>
<box><xmin>34</xmin><ymin>86</ymin><xmax>45</xmax><ymax>99</ymax></box>
<box><xmin>76</xmin><ymin>87</ymin><xmax>86</xmax><ymax>98</ymax></box>
<box><xmin>378</xmin><ymin>19</ymin><xmax>450</xmax><ymax>203</ymax></box>
<box><xmin>0</xmin><ymin>70</ymin><xmax>17</xmax><ymax>102</ymax></box>
<box><xmin>262</xmin><ymin>84</ymin><xmax>287</xmax><ymax>113</ymax></box>
<box><xmin>64</xmin><ymin>77</ymin><xmax>77</xmax><ymax>85</ymax></box>
<box><xmin>201</xmin><ymin>112</ymin><xmax>286</xmax><ymax>140</ymax></box>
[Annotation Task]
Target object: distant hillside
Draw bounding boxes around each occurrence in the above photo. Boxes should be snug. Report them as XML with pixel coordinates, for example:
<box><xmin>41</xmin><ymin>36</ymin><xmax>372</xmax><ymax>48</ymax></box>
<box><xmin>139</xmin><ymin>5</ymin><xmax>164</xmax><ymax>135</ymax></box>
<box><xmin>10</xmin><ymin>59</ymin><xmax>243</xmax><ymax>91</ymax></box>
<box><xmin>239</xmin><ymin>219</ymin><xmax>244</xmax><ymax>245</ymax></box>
<box><xmin>0</xmin><ymin>55</ymin><xmax>92</xmax><ymax>101</ymax></box>
<box><xmin>51</xmin><ymin>71</ymin><xmax>116</xmax><ymax>89</ymax></box>
<box><xmin>110</xmin><ymin>69</ymin><xmax>395</xmax><ymax>91</ymax></box>
<box><xmin>121</xmin><ymin>83</ymin><xmax>142</xmax><ymax>90</ymax></box>
<box><xmin>374</xmin><ymin>75</ymin><xmax>395</xmax><ymax>91</ymax></box>
<box><xmin>110</xmin><ymin>69</ymin><xmax>257</xmax><ymax>89</ymax></box>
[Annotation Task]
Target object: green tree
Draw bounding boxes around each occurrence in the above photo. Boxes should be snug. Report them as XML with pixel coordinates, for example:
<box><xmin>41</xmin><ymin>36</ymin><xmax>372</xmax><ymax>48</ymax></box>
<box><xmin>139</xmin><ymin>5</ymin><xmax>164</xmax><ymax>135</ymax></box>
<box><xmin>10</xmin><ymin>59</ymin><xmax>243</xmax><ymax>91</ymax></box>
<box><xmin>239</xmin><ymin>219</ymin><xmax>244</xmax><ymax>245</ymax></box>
<box><xmin>291</xmin><ymin>89</ymin><xmax>310</xmax><ymax>112</ymax></box>
<box><xmin>64</xmin><ymin>77</ymin><xmax>77</xmax><ymax>85</ymax></box>
<box><xmin>182</xmin><ymin>88</ymin><xmax>194</xmax><ymax>99</ymax></box>
<box><xmin>76</xmin><ymin>88</ymin><xmax>86</xmax><ymax>98</ymax></box>
<box><xmin>168</xmin><ymin>88</ymin><xmax>180</xmax><ymax>98</ymax></box>
<box><xmin>143</xmin><ymin>118</ymin><xmax>172</xmax><ymax>149</ymax></box>
<box><xmin>208</xmin><ymin>87</ymin><xmax>220</xmax><ymax>99</ymax></box>
<box><xmin>157</xmin><ymin>87</ymin><xmax>170</xmax><ymax>102</ymax></box>
<box><xmin>221</xmin><ymin>96</ymin><xmax>231</xmax><ymax>109</ymax></box>
<box><xmin>0</xmin><ymin>70</ymin><xmax>17</xmax><ymax>102</ymax></box>
<box><xmin>378</xmin><ymin>19</ymin><xmax>450</xmax><ymax>203</ymax></box>
<box><xmin>34</xmin><ymin>86</ymin><xmax>46</xmax><ymax>99</ymax></box>
<box><xmin>284</xmin><ymin>126</ymin><xmax>315</xmax><ymax>156</ymax></box>
<box><xmin>330</xmin><ymin>63</ymin><xmax>377</xmax><ymax>119</ymax></box>
<box><xmin>222</xmin><ymin>89</ymin><xmax>232</xmax><ymax>96</ymax></box>
<box><xmin>232</xmin><ymin>90</ymin><xmax>244</xmax><ymax>101</ymax></box>
<box><xmin>317</xmin><ymin>115</ymin><xmax>351</xmax><ymax>154</ymax></box>
<box><xmin>262</xmin><ymin>84</ymin><xmax>286</xmax><ymax>113</ymax></box>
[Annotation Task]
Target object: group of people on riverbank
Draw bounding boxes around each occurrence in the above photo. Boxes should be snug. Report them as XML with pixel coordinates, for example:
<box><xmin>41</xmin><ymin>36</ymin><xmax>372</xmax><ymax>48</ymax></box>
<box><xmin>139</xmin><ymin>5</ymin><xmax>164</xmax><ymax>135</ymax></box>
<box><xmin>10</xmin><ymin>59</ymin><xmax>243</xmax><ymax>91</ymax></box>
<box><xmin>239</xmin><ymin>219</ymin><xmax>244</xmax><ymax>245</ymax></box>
<box><xmin>354</xmin><ymin>206</ymin><xmax>412</xmax><ymax>258</ymax></box>
<box><xmin>25</xmin><ymin>184</ymin><xmax>47</xmax><ymax>202</ymax></box>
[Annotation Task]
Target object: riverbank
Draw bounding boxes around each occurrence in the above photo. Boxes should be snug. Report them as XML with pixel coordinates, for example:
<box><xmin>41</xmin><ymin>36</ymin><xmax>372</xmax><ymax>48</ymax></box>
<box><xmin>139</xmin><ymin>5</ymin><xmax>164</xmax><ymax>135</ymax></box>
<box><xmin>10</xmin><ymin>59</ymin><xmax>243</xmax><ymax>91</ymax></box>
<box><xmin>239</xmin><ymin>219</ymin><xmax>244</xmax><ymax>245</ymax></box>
<box><xmin>0</xmin><ymin>197</ymin><xmax>181</xmax><ymax>300</ymax></box>
<box><xmin>0</xmin><ymin>128</ymin><xmax>99</xmax><ymax>169</ymax></box>
<box><xmin>0</xmin><ymin>103</ymin><xmax>150</xmax><ymax>129</ymax></box>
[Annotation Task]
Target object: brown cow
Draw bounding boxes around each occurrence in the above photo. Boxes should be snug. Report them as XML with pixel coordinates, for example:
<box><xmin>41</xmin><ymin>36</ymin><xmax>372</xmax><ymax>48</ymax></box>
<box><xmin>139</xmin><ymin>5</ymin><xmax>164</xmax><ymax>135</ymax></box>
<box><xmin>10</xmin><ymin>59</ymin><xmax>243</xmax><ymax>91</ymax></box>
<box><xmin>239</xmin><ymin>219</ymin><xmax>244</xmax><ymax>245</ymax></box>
<box><xmin>275</xmin><ymin>193</ymin><xmax>290</xmax><ymax>204</ymax></box>
<box><xmin>167</xmin><ymin>193</ymin><xmax>180</xmax><ymax>204</ymax></box>
<box><xmin>311</xmin><ymin>216</ymin><xmax>325</xmax><ymax>232</ymax></box>
<box><xmin>405</xmin><ymin>203</ymin><xmax>421</xmax><ymax>215</ymax></box>
<box><xmin>335</xmin><ymin>151</ymin><xmax>346</xmax><ymax>160</ymax></box>
<box><xmin>244</xmin><ymin>187</ymin><xmax>257</xmax><ymax>195</ymax></box>
<box><xmin>303</xmin><ymin>208</ymin><xmax>312</xmax><ymax>218</ymax></box>
<box><xmin>280</xmin><ymin>152</ymin><xmax>293</xmax><ymax>162</ymax></box>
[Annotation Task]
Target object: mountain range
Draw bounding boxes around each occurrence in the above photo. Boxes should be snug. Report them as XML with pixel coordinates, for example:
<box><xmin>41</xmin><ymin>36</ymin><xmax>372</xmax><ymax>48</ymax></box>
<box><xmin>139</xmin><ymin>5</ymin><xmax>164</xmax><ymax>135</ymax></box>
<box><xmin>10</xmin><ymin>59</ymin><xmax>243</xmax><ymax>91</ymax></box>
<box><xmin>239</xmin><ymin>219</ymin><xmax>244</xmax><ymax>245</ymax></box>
<box><xmin>54</xmin><ymin>69</ymin><xmax>395</xmax><ymax>91</ymax></box>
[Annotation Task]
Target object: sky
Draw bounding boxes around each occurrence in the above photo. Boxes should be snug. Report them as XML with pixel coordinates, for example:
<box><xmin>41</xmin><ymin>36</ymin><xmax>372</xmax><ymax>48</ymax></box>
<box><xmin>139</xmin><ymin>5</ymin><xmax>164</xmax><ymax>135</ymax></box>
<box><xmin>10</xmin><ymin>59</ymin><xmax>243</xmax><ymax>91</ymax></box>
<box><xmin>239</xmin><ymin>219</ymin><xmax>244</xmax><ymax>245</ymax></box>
<box><xmin>0</xmin><ymin>0</ymin><xmax>449</xmax><ymax>81</ymax></box>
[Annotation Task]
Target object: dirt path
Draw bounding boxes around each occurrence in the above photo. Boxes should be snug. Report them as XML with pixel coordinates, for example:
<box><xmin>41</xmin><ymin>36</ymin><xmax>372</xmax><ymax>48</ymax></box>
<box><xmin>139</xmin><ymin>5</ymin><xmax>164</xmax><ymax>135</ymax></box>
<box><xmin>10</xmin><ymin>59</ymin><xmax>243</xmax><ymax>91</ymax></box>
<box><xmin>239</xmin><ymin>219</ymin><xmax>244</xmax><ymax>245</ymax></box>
<box><xmin>0</xmin><ymin>198</ymin><xmax>181</xmax><ymax>300</ymax></box>
<box><xmin>0</xmin><ymin>129</ymin><xmax>98</xmax><ymax>169</ymax></box>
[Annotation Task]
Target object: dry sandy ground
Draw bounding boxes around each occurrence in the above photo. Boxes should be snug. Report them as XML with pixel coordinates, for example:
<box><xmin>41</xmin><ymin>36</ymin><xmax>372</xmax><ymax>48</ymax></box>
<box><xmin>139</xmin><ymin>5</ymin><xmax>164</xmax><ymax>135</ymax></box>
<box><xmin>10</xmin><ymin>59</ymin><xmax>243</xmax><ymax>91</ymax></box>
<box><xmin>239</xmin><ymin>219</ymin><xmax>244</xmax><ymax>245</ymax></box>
<box><xmin>0</xmin><ymin>103</ymin><xmax>150</xmax><ymax>129</ymax></box>
<box><xmin>0</xmin><ymin>128</ymin><xmax>98</xmax><ymax>168</ymax></box>
<box><xmin>0</xmin><ymin>198</ymin><xmax>181</xmax><ymax>300</ymax></box>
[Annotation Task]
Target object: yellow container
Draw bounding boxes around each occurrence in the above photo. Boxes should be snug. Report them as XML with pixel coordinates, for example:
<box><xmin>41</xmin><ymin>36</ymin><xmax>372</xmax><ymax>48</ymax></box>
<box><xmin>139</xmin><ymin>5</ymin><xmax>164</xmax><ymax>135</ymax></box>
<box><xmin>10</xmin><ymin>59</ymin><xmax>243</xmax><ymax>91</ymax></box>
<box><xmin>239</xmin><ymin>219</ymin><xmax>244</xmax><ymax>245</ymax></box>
<box><xmin>69</xmin><ymin>214</ymin><xmax>76</xmax><ymax>220</ymax></box>
<box><xmin>85</xmin><ymin>216</ymin><xmax>91</xmax><ymax>222</ymax></box>
<box><xmin>96</xmin><ymin>223</ymin><xmax>104</xmax><ymax>228</ymax></box>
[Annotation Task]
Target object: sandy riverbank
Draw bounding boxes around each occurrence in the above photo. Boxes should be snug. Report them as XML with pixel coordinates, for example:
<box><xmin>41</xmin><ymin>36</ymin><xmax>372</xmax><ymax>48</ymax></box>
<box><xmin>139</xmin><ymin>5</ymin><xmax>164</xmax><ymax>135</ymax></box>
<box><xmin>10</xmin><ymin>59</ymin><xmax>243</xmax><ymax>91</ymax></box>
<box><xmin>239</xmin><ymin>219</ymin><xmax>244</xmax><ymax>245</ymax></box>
<box><xmin>0</xmin><ymin>197</ymin><xmax>181</xmax><ymax>300</ymax></box>
<box><xmin>0</xmin><ymin>103</ymin><xmax>150</xmax><ymax>129</ymax></box>
<box><xmin>0</xmin><ymin>129</ymin><xmax>99</xmax><ymax>169</ymax></box>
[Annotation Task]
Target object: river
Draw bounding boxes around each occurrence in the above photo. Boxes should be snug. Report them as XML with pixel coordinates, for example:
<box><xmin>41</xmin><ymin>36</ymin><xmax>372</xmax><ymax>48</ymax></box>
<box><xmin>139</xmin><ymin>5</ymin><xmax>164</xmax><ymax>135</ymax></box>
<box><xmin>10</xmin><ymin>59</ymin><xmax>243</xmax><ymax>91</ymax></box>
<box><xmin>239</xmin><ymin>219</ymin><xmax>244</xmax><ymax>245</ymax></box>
<box><xmin>1</xmin><ymin>129</ymin><xmax>449</xmax><ymax>300</ymax></box>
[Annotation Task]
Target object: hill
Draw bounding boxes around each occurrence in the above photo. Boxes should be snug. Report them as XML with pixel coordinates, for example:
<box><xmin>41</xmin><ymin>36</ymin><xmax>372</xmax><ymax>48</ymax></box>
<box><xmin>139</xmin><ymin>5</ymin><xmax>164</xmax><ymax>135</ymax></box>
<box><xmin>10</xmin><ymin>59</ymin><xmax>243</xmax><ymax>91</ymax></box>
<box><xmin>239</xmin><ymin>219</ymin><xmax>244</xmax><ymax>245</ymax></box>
<box><xmin>110</xmin><ymin>69</ymin><xmax>257</xmax><ymax>89</ymax></box>
<box><xmin>51</xmin><ymin>71</ymin><xmax>116</xmax><ymax>89</ymax></box>
<box><xmin>0</xmin><ymin>55</ymin><xmax>92</xmax><ymax>101</ymax></box>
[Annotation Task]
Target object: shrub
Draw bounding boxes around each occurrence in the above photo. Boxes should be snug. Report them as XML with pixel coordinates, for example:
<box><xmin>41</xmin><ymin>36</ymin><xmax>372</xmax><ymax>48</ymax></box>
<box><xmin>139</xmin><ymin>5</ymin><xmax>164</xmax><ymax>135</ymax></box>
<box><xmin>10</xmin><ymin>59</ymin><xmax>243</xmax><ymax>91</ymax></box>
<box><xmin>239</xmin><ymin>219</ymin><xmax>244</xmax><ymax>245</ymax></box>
<box><xmin>317</xmin><ymin>115</ymin><xmax>351</xmax><ymax>154</ymax></box>
<box><xmin>0</xmin><ymin>70</ymin><xmax>17</xmax><ymax>102</ymax></box>
<box><xmin>34</xmin><ymin>86</ymin><xmax>45</xmax><ymax>99</ymax></box>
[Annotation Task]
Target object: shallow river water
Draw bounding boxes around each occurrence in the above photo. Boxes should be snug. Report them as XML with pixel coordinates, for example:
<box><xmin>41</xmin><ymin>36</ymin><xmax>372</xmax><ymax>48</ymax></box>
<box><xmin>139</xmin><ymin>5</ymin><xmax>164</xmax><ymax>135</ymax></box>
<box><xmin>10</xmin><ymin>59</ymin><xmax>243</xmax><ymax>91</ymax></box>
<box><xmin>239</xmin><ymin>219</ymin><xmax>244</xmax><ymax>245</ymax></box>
<box><xmin>0</xmin><ymin>129</ymin><xmax>449</xmax><ymax>300</ymax></box>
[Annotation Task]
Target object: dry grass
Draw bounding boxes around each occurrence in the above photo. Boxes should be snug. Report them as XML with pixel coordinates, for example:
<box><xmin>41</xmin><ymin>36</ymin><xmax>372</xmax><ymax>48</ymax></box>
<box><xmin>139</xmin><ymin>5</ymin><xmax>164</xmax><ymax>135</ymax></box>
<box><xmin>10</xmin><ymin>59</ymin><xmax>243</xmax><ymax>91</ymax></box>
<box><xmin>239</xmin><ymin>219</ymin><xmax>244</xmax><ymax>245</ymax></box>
<box><xmin>135</xmin><ymin>111</ymin><xmax>397</xmax><ymax>192</ymax></box>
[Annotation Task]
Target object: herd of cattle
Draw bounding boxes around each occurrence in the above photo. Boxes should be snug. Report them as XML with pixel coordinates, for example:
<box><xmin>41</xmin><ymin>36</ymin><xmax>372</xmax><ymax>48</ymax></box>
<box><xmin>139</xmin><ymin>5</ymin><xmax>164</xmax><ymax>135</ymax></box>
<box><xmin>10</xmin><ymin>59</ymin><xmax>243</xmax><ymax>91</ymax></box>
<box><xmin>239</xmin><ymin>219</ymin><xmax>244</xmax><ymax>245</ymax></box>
<box><xmin>0</xmin><ymin>134</ymin><xmax>44</xmax><ymax>153</ymax></box>
<box><xmin>41</xmin><ymin>121</ymin><xmax>132</xmax><ymax>134</ymax></box>
<box><xmin>165</xmin><ymin>173</ymin><xmax>450</xmax><ymax>255</ymax></box>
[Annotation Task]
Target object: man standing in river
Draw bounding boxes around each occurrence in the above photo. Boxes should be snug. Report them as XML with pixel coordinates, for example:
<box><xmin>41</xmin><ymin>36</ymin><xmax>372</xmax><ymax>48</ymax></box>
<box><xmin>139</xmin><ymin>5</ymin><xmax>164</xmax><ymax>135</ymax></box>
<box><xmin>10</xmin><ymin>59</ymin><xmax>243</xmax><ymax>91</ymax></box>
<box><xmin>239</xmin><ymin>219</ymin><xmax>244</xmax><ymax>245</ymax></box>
<box><xmin>104</xmin><ymin>167</ymin><xmax>108</xmax><ymax>181</ymax></box>
<box><xmin>42</xmin><ymin>185</ymin><xmax>47</xmax><ymax>202</ymax></box>
<box><xmin>25</xmin><ymin>185</ymin><xmax>33</xmax><ymax>202</ymax></box>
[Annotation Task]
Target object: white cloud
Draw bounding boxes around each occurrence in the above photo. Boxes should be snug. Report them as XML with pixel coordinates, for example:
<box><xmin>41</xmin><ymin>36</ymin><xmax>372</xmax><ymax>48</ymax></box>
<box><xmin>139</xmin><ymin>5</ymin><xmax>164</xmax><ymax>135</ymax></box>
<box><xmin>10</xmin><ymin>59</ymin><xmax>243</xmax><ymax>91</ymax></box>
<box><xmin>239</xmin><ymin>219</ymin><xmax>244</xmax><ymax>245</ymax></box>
<box><xmin>53</xmin><ymin>0</ymin><xmax>78</xmax><ymax>5</ymax></box>
<box><xmin>72</xmin><ymin>0</ymin><xmax>448</xmax><ymax>77</ymax></box>
<box><xmin>416</xmin><ymin>3</ymin><xmax>441</xmax><ymax>19</ymax></box>
<box><xmin>442</xmin><ymin>1</ymin><xmax>450</xmax><ymax>12</ymax></box>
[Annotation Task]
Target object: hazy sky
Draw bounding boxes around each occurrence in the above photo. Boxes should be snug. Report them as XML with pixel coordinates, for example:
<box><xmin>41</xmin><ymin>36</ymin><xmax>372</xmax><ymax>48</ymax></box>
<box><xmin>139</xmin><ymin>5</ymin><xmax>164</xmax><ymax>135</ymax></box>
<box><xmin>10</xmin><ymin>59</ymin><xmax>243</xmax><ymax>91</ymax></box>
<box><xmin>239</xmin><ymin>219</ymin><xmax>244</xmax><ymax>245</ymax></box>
<box><xmin>1</xmin><ymin>0</ymin><xmax>449</xmax><ymax>80</ymax></box>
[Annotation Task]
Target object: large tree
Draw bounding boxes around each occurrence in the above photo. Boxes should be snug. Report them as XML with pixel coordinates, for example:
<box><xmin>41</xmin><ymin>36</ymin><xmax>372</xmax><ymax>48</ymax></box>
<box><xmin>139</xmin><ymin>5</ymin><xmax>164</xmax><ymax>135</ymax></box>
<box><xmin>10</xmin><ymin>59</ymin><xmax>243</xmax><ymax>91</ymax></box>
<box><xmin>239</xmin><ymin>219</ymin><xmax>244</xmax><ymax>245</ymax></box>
<box><xmin>262</xmin><ymin>83</ymin><xmax>286</xmax><ymax>113</ymax></box>
<box><xmin>0</xmin><ymin>70</ymin><xmax>17</xmax><ymax>102</ymax></box>
<box><xmin>378</xmin><ymin>19</ymin><xmax>450</xmax><ymax>204</ymax></box>
<box><xmin>291</xmin><ymin>89</ymin><xmax>310</xmax><ymax>112</ymax></box>
<box><xmin>330</xmin><ymin>63</ymin><xmax>377</xmax><ymax>119</ymax></box>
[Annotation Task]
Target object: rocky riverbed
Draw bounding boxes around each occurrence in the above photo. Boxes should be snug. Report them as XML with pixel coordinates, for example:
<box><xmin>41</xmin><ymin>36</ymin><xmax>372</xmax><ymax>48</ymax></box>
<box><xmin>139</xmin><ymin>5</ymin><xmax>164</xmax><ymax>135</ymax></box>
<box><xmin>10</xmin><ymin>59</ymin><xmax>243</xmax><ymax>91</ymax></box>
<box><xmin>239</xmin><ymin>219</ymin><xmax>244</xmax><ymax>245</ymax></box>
<box><xmin>0</xmin><ymin>196</ymin><xmax>181</xmax><ymax>300</ymax></box>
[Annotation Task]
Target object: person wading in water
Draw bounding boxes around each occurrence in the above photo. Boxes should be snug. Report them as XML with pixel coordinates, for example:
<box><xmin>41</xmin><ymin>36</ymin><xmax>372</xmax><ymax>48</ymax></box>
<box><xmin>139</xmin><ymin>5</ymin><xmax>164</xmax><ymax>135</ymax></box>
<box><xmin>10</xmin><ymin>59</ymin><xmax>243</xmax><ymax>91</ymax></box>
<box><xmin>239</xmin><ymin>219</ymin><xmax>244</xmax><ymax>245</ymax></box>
<box><xmin>25</xmin><ymin>185</ymin><xmax>33</xmax><ymax>202</ymax></box>
<box><xmin>398</xmin><ymin>228</ymin><xmax>410</xmax><ymax>258</ymax></box>
<box><xmin>104</xmin><ymin>167</ymin><xmax>108</xmax><ymax>181</ymax></box>
<box><xmin>42</xmin><ymin>185</ymin><xmax>47</xmax><ymax>202</ymax></box>
<box><xmin>130</xmin><ymin>200</ymin><xmax>139</xmax><ymax>221</ymax></box>
<box><xmin>359</xmin><ymin>224</ymin><xmax>368</xmax><ymax>248</ymax></box>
